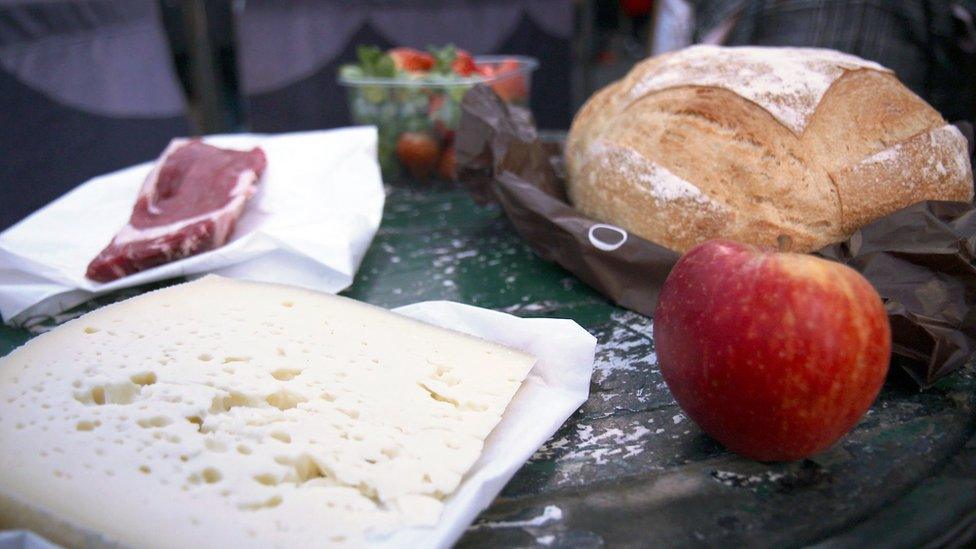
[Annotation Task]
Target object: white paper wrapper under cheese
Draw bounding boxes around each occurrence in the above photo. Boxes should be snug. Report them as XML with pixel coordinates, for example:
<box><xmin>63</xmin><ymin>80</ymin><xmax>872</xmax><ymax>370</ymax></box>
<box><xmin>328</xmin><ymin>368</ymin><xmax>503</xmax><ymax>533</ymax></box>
<box><xmin>0</xmin><ymin>276</ymin><xmax>597</xmax><ymax>548</ymax></box>
<box><xmin>0</xmin><ymin>531</ymin><xmax>59</xmax><ymax>549</ymax></box>
<box><xmin>0</xmin><ymin>127</ymin><xmax>384</xmax><ymax>326</ymax></box>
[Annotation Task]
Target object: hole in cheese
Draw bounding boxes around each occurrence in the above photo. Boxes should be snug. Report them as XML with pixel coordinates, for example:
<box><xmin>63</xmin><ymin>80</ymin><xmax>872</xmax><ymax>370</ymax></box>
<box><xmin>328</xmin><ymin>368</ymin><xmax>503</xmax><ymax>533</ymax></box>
<box><xmin>209</xmin><ymin>391</ymin><xmax>254</xmax><ymax>413</ymax></box>
<box><xmin>137</xmin><ymin>416</ymin><xmax>171</xmax><ymax>429</ymax></box>
<box><xmin>288</xmin><ymin>454</ymin><xmax>331</xmax><ymax>483</ymax></box>
<box><xmin>74</xmin><ymin>382</ymin><xmax>139</xmax><ymax>406</ymax></box>
<box><xmin>266</xmin><ymin>390</ymin><xmax>306</xmax><ymax>411</ymax></box>
<box><xmin>202</xmin><ymin>468</ymin><xmax>221</xmax><ymax>484</ymax></box>
<box><xmin>270</xmin><ymin>368</ymin><xmax>302</xmax><ymax>381</ymax></box>
<box><xmin>417</xmin><ymin>382</ymin><xmax>459</xmax><ymax>407</ymax></box>
<box><xmin>269</xmin><ymin>431</ymin><xmax>291</xmax><ymax>444</ymax></box>
<box><xmin>129</xmin><ymin>372</ymin><xmax>157</xmax><ymax>386</ymax></box>
<box><xmin>337</xmin><ymin>407</ymin><xmax>359</xmax><ymax>420</ymax></box>
<box><xmin>239</xmin><ymin>495</ymin><xmax>282</xmax><ymax>511</ymax></box>
<box><xmin>254</xmin><ymin>473</ymin><xmax>278</xmax><ymax>486</ymax></box>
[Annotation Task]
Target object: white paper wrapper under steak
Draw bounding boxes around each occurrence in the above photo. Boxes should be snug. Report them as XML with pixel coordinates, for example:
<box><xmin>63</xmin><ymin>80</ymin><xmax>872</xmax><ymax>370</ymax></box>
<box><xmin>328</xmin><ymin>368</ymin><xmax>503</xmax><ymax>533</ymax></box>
<box><xmin>0</xmin><ymin>128</ymin><xmax>385</xmax><ymax>325</ymax></box>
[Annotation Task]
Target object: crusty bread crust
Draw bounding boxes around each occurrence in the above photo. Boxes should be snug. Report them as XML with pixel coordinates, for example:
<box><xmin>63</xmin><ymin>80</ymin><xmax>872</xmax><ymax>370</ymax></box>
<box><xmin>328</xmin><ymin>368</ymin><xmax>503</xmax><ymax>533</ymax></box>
<box><xmin>566</xmin><ymin>46</ymin><xmax>974</xmax><ymax>253</ymax></box>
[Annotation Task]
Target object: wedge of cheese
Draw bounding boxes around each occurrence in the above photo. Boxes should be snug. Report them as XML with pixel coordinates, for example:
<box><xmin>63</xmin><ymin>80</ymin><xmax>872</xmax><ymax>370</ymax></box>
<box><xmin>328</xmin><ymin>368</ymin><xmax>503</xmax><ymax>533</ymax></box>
<box><xmin>0</xmin><ymin>276</ymin><xmax>535</xmax><ymax>547</ymax></box>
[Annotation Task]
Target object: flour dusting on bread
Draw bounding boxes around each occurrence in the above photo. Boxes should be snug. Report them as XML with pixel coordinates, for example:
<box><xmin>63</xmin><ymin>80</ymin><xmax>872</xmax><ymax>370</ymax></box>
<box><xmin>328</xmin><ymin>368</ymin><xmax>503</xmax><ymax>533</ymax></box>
<box><xmin>832</xmin><ymin>124</ymin><xmax>973</xmax><ymax>232</ymax></box>
<box><xmin>589</xmin><ymin>140</ymin><xmax>711</xmax><ymax>205</ymax></box>
<box><xmin>627</xmin><ymin>45</ymin><xmax>890</xmax><ymax>134</ymax></box>
<box><xmin>861</xmin><ymin>145</ymin><xmax>902</xmax><ymax>166</ymax></box>
<box><xmin>855</xmin><ymin>125</ymin><xmax>971</xmax><ymax>183</ymax></box>
<box><xmin>934</xmin><ymin>125</ymin><xmax>973</xmax><ymax>181</ymax></box>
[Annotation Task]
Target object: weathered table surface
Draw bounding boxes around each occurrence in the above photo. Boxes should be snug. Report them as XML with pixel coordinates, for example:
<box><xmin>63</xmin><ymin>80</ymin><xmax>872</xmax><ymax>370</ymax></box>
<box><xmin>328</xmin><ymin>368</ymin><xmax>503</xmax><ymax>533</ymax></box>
<box><xmin>2</xmin><ymin>185</ymin><xmax>974</xmax><ymax>547</ymax></box>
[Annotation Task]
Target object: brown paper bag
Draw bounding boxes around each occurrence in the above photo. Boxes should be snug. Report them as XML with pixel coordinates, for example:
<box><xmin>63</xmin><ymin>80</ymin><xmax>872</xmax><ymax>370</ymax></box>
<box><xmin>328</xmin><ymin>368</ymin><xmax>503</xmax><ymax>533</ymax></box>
<box><xmin>456</xmin><ymin>85</ymin><xmax>976</xmax><ymax>387</ymax></box>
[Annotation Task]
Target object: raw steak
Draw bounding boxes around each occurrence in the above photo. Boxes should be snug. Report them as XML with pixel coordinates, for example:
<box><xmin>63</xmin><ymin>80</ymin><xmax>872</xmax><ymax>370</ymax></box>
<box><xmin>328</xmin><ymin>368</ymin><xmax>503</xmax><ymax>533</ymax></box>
<box><xmin>86</xmin><ymin>139</ymin><xmax>267</xmax><ymax>282</ymax></box>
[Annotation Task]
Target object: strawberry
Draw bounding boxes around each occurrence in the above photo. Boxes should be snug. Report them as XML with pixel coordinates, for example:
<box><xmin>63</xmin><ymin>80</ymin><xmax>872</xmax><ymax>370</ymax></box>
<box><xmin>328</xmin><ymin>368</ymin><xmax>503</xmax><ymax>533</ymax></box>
<box><xmin>437</xmin><ymin>146</ymin><xmax>456</xmax><ymax>181</ymax></box>
<box><xmin>474</xmin><ymin>63</ymin><xmax>495</xmax><ymax>78</ymax></box>
<box><xmin>452</xmin><ymin>50</ymin><xmax>477</xmax><ymax>76</ymax></box>
<box><xmin>490</xmin><ymin>59</ymin><xmax>528</xmax><ymax>102</ymax></box>
<box><xmin>497</xmin><ymin>59</ymin><xmax>522</xmax><ymax>74</ymax></box>
<box><xmin>396</xmin><ymin>132</ymin><xmax>440</xmax><ymax>180</ymax></box>
<box><xmin>389</xmin><ymin>48</ymin><xmax>434</xmax><ymax>72</ymax></box>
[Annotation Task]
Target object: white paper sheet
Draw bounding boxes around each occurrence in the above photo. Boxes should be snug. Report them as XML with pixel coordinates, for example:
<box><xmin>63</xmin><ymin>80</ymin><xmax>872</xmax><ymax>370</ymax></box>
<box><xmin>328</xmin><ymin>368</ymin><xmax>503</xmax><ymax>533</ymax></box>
<box><xmin>0</xmin><ymin>531</ymin><xmax>60</xmax><ymax>549</ymax></box>
<box><xmin>0</xmin><ymin>128</ymin><xmax>385</xmax><ymax>326</ymax></box>
<box><xmin>386</xmin><ymin>302</ymin><xmax>595</xmax><ymax>548</ymax></box>
<box><xmin>0</xmin><ymin>300</ymin><xmax>596</xmax><ymax>549</ymax></box>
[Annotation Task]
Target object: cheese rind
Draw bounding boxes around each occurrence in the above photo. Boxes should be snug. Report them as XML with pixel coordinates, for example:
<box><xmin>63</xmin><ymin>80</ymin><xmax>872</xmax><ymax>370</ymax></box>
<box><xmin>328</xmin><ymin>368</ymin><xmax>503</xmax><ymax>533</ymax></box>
<box><xmin>0</xmin><ymin>276</ymin><xmax>535</xmax><ymax>548</ymax></box>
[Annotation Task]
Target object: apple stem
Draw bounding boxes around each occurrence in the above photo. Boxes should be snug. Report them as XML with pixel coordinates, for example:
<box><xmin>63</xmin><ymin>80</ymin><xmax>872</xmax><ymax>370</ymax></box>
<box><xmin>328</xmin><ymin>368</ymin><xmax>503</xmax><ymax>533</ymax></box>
<box><xmin>777</xmin><ymin>234</ymin><xmax>793</xmax><ymax>253</ymax></box>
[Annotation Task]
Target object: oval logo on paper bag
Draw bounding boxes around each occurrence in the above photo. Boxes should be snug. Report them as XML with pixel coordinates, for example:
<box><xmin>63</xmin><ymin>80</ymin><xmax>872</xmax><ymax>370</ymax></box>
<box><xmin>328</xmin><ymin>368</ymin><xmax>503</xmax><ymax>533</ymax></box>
<box><xmin>588</xmin><ymin>223</ymin><xmax>628</xmax><ymax>252</ymax></box>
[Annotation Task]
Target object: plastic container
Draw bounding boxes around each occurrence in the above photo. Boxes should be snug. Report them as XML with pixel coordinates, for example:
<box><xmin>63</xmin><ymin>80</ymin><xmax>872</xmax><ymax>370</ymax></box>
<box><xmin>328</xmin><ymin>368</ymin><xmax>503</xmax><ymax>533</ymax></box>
<box><xmin>339</xmin><ymin>55</ymin><xmax>538</xmax><ymax>181</ymax></box>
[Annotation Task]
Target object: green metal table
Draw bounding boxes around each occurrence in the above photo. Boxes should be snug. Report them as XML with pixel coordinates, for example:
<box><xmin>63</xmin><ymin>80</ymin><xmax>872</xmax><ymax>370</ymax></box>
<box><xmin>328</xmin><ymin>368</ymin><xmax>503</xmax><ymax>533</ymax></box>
<box><xmin>2</xmin><ymin>185</ymin><xmax>974</xmax><ymax>547</ymax></box>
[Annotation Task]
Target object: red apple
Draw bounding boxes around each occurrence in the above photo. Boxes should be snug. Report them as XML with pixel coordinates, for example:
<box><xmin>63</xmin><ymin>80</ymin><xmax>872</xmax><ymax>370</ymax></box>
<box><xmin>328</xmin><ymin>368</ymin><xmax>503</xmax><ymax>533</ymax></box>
<box><xmin>654</xmin><ymin>239</ymin><xmax>890</xmax><ymax>461</ymax></box>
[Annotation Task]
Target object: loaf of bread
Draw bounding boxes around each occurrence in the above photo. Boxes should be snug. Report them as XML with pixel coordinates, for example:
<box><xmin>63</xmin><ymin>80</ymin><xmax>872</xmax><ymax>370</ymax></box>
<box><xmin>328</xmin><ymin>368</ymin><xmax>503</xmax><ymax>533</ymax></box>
<box><xmin>566</xmin><ymin>45</ymin><xmax>974</xmax><ymax>253</ymax></box>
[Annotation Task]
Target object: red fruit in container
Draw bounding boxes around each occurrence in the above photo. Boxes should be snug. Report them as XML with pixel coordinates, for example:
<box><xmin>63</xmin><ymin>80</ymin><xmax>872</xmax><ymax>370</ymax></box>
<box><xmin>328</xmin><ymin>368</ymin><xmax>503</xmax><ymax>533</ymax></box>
<box><xmin>427</xmin><ymin>93</ymin><xmax>446</xmax><ymax>117</ymax></box>
<box><xmin>427</xmin><ymin>94</ymin><xmax>455</xmax><ymax>144</ymax></box>
<box><xmin>490</xmin><ymin>59</ymin><xmax>528</xmax><ymax>102</ymax></box>
<box><xmin>437</xmin><ymin>146</ymin><xmax>456</xmax><ymax>181</ymax></box>
<box><xmin>452</xmin><ymin>50</ymin><xmax>477</xmax><ymax>76</ymax></box>
<box><xmin>395</xmin><ymin>132</ymin><xmax>440</xmax><ymax>180</ymax></box>
<box><xmin>497</xmin><ymin>58</ymin><xmax>521</xmax><ymax>73</ymax></box>
<box><xmin>389</xmin><ymin>48</ymin><xmax>435</xmax><ymax>72</ymax></box>
<box><xmin>654</xmin><ymin>239</ymin><xmax>891</xmax><ymax>462</ymax></box>
<box><xmin>475</xmin><ymin>64</ymin><xmax>495</xmax><ymax>78</ymax></box>
<box><xmin>435</xmin><ymin>125</ymin><xmax>455</xmax><ymax>146</ymax></box>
